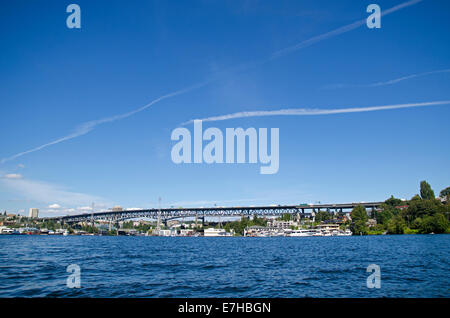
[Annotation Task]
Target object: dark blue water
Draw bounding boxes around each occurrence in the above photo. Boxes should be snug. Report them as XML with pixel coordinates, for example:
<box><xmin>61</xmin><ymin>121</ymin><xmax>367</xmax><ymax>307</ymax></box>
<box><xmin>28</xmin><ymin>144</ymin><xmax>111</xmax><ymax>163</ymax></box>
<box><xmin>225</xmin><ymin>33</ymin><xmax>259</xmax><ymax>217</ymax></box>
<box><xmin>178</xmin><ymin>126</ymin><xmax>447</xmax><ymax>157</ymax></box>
<box><xmin>0</xmin><ymin>235</ymin><xmax>449</xmax><ymax>297</ymax></box>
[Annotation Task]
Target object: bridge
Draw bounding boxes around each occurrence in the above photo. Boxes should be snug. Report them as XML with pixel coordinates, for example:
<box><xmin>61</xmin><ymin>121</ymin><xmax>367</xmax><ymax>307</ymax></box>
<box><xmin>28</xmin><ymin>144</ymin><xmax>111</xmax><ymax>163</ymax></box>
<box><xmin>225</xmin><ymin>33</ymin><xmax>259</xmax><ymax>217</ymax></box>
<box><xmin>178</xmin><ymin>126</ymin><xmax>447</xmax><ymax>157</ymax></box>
<box><xmin>47</xmin><ymin>202</ymin><xmax>383</xmax><ymax>224</ymax></box>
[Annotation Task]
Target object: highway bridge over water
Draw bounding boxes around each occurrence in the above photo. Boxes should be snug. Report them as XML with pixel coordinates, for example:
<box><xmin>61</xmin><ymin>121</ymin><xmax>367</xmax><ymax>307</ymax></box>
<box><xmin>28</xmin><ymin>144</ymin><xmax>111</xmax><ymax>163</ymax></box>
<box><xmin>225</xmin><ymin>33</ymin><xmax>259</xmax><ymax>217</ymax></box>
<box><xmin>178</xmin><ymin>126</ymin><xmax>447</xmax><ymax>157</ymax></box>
<box><xmin>47</xmin><ymin>202</ymin><xmax>384</xmax><ymax>224</ymax></box>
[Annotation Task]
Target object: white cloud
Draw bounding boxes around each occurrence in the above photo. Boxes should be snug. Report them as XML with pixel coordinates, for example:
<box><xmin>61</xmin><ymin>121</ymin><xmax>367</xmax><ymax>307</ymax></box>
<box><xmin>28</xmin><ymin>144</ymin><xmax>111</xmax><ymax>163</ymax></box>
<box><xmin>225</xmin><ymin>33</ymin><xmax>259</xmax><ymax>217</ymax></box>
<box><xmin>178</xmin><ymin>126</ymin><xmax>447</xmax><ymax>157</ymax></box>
<box><xmin>48</xmin><ymin>203</ymin><xmax>61</xmax><ymax>209</ymax></box>
<box><xmin>3</xmin><ymin>173</ymin><xmax>23</xmax><ymax>179</ymax></box>
<box><xmin>78</xmin><ymin>206</ymin><xmax>92</xmax><ymax>211</ymax></box>
<box><xmin>40</xmin><ymin>207</ymin><xmax>90</xmax><ymax>216</ymax></box>
<box><xmin>1</xmin><ymin>176</ymin><xmax>106</xmax><ymax>207</ymax></box>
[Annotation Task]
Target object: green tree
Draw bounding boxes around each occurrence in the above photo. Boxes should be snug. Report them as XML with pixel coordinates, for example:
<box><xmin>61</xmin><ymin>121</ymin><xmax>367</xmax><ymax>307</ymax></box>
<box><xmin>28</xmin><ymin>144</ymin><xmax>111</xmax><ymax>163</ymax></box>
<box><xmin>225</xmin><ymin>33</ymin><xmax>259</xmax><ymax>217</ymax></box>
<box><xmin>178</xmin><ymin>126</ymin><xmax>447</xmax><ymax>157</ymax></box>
<box><xmin>432</xmin><ymin>213</ymin><xmax>449</xmax><ymax>233</ymax></box>
<box><xmin>387</xmin><ymin>215</ymin><xmax>407</xmax><ymax>234</ymax></box>
<box><xmin>315</xmin><ymin>211</ymin><xmax>331</xmax><ymax>222</ymax></box>
<box><xmin>385</xmin><ymin>195</ymin><xmax>403</xmax><ymax>207</ymax></box>
<box><xmin>352</xmin><ymin>220</ymin><xmax>369</xmax><ymax>235</ymax></box>
<box><xmin>375</xmin><ymin>203</ymin><xmax>398</xmax><ymax>225</ymax></box>
<box><xmin>419</xmin><ymin>213</ymin><xmax>448</xmax><ymax>234</ymax></box>
<box><xmin>350</xmin><ymin>205</ymin><xmax>369</xmax><ymax>235</ymax></box>
<box><xmin>439</xmin><ymin>187</ymin><xmax>450</xmax><ymax>199</ymax></box>
<box><xmin>420</xmin><ymin>180</ymin><xmax>435</xmax><ymax>200</ymax></box>
<box><xmin>406</xmin><ymin>198</ymin><xmax>443</xmax><ymax>220</ymax></box>
<box><xmin>351</xmin><ymin>205</ymin><xmax>368</xmax><ymax>222</ymax></box>
<box><xmin>252</xmin><ymin>215</ymin><xmax>267</xmax><ymax>226</ymax></box>
<box><xmin>411</xmin><ymin>217</ymin><xmax>422</xmax><ymax>230</ymax></box>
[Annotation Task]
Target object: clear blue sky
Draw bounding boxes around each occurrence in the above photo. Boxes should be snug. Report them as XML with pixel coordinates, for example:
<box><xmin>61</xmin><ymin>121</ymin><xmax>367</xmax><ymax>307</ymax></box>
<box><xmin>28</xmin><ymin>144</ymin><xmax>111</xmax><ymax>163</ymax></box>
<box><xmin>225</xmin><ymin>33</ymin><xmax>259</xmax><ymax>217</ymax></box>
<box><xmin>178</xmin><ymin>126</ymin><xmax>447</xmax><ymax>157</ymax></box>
<box><xmin>1</xmin><ymin>0</ymin><xmax>449</xmax><ymax>216</ymax></box>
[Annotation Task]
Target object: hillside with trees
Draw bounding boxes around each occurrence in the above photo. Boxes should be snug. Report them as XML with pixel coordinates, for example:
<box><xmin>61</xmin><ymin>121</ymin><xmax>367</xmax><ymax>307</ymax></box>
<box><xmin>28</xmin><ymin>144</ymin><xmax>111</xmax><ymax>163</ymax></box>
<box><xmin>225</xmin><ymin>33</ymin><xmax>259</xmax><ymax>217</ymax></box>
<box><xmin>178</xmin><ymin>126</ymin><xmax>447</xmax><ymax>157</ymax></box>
<box><xmin>351</xmin><ymin>181</ymin><xmax>449</xmax><ymax>235</ymax></box>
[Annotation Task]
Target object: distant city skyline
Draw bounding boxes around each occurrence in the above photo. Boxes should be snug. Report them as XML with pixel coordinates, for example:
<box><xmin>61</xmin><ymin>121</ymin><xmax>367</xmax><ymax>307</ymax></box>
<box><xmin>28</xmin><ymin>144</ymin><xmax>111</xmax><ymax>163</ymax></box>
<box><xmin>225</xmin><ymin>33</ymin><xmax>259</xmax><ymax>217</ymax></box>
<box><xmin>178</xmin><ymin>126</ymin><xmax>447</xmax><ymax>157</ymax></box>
<box><xmin>1</xmin><ymin>0</ymin><xmax>449</xmax><ymax>217</ymax></box>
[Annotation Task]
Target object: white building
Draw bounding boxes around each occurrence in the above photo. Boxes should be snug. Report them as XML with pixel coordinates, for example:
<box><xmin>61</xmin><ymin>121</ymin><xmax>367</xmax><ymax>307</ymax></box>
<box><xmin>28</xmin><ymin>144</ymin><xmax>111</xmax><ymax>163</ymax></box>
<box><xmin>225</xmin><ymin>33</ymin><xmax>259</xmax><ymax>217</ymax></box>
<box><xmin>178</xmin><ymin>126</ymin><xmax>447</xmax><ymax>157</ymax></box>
<box><xmin>267</xmin><ymin>219</ymin><xmax>296</xmax><ymax>229</ymax></box>
<box><xmin>28</xmin><ymin>208</ymin><xmax>39</xmax><ymax>218</ymax></box>
<box><xmin>158</xmin><ymin>229</ymin><xmax>173</xmax><ymax>236</ymax></box>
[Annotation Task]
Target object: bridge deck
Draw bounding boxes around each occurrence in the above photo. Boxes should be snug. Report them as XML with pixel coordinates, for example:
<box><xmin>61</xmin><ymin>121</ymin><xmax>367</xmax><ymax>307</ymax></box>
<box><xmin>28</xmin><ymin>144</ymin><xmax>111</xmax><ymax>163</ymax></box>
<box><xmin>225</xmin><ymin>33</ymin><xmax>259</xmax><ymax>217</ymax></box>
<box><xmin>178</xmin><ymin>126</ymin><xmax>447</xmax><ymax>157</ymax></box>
<box><xmin>45</xmin><ymin>202</ymin><xmax>384</xmax><ymax>222</ymax></box>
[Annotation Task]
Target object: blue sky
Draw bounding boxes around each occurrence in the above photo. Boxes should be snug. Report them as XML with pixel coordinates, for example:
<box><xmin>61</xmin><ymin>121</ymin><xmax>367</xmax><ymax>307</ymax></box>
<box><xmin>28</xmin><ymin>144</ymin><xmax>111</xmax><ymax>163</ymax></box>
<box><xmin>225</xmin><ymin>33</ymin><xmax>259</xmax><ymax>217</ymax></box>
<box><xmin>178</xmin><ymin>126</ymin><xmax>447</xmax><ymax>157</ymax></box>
<box><xmin>1</xmin><ymin>0</ymin><xmax>449</xmax><ymax>216</ymax></box>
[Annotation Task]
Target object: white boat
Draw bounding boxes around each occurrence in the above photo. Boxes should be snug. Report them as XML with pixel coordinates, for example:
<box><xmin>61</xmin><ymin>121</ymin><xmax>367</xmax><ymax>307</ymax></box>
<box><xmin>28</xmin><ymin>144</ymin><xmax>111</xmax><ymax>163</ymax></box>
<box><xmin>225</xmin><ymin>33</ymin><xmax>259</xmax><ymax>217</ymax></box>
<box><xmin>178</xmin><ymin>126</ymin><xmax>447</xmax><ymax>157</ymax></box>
<box><xmin>288</xmin><ymin>229</ymin><xmax>315</xmax><ymax>237</ymax></box>
<box><xmin>0</xmin><ymin>228</ymin><xmax>14</xmax><ymax>234</ymax></box>
<box><xmin>339</xmin><ymin>229</ymin><xmax>352</xmax><ymax>236</ymax></box>
<box><xmin>204</xmin><ymin>228</ymin><xmax>230</xmax><ymax>237</ymax></box>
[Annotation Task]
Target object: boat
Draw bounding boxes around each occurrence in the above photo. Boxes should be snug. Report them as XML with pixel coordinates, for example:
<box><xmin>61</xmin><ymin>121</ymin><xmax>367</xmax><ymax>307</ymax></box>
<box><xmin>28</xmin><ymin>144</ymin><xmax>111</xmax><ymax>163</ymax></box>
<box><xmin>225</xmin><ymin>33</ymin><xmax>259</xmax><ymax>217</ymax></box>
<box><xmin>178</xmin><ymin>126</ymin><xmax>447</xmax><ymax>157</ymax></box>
<box><xmin>0</xmin><ymin>228</ymin><xmax>14</xmax><ymax>234</ymax></box>
<box><xmin>203</xmin><ymin>228</ymin><xmax>230</xmax><ymax>237</ymax></box>
<box><xmin>337</xmin><ymin>229</ymin><xmax>352</xmax><ymax>236</ymax></box>
<box><xmin>288</xmin><ymin>229</ymin><xmax>316</xmax><ymax>237</ymax></box>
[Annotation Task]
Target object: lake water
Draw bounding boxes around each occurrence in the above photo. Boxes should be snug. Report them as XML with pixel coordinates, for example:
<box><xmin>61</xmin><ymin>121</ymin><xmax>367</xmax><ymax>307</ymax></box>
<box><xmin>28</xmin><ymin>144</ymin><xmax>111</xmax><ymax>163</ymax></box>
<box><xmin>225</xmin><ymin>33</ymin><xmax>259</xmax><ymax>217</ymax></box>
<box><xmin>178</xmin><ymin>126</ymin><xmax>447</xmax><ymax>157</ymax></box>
<box><xmin>0</xmin><ymin>235</ymin><xmax>449</xmax><ymax>297</ymax></box>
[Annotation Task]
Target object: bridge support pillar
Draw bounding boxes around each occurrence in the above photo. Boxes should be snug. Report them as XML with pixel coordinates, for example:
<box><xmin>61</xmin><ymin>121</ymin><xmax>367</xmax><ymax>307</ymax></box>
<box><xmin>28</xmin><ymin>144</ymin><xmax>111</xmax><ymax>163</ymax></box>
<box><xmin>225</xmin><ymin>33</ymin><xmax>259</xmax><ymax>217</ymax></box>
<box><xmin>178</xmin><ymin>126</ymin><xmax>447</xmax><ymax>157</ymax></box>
<box><xmin>370</xmin><ymin>206</ymin><xmax>376</xmax><ymax>218</ymax></box>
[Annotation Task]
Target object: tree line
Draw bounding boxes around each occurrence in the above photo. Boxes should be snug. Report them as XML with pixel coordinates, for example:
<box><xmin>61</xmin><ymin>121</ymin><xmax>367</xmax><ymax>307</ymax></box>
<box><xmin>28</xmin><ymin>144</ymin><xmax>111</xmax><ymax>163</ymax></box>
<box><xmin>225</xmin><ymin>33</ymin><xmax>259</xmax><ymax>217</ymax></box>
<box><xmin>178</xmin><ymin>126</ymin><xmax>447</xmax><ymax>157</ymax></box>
<box><xmin>351</xmin><ymin>181</ymin><xmax>449</xmax><ymax>235</ymax></box>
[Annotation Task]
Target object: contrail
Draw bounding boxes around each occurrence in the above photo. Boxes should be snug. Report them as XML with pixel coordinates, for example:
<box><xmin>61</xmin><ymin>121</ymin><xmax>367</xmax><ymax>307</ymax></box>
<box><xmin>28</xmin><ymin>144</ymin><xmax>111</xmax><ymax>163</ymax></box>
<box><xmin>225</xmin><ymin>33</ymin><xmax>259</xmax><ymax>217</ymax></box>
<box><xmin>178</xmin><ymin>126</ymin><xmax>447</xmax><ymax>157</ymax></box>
<box><xmin>0</xmin><ymin>81</ymin><xmax>209</xmax><ymax>164</ymax></box>
<box><xmin>270</xmin><ymin>0</ymin><xmax>423</xmax><ymax>59</ymax></box>
<box><xmin>323</xmin><ymin>69</ymin><xmax>450</xmax><ymax>89</ymax></box>
<box><xmin>1</xmin><ymin>0</ymin><xmax>423</xmax><ymax>163</ymax></box>
<box><xmin>183</xmin><ymin>100</ymin><xmax>450</xmax><ymax>124</ymax></box>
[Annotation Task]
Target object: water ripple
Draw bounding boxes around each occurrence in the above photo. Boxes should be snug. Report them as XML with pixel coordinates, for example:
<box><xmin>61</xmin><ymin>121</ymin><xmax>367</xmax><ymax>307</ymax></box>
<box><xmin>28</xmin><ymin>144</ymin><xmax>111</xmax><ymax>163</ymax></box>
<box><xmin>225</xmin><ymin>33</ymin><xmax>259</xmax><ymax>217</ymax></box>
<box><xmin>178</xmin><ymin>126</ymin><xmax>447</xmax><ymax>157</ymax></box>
<box><xmin>0</xmin><ymin>235</ymin><xmax>448</xmax><ymax>297</ymax></box>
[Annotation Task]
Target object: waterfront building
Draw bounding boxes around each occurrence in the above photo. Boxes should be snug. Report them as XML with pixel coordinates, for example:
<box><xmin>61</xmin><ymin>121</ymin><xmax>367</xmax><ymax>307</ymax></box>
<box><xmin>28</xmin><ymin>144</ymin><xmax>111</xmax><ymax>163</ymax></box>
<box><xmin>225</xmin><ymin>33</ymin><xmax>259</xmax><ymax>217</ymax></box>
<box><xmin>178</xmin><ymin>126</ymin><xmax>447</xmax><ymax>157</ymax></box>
<box><xmin>158</xmin><ymin>229</ymin><xmax>173</xmax><ymax>236</ymax></box>
<box><xmin>179</xmin><ymin>229</ymin><xmax>195</xmax><ymax>236</ymax></box>
<box><xmin>28</xmin><ymin>208</ymin><xmax>39</xmax><ymax>218</ymax></box>
<box><xmin>267</xmin><ymin>219</ymin><xmax>296</xmax><ymax>229</ymax></box>
<box><xmin>112</xmin><ymin>206</ymin><xmax>123</xmax><ymax>212</ymax></box>
<box><xmin>167</xmin><ymin>219</ymin><xmax>180</xmax><ymax>227</ymax></box>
